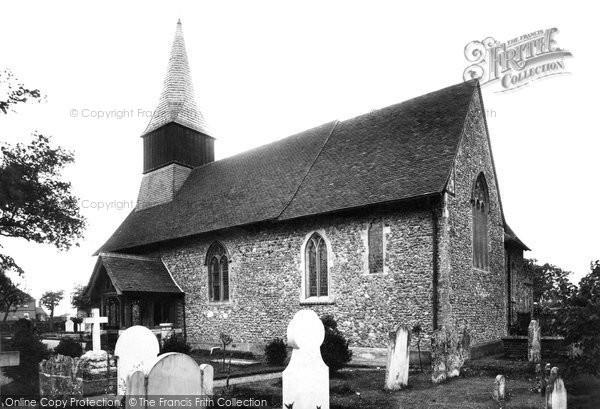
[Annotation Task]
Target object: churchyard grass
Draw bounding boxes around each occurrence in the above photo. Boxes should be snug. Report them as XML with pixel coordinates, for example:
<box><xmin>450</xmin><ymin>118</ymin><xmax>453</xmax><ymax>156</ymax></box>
<box><xmin>225</xmin><ymin>363</ymin><xmax>600</xmax><ymax>409</ymax></box>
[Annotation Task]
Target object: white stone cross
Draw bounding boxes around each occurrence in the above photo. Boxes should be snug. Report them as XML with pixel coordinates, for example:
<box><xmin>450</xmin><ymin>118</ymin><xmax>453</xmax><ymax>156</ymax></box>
<box><xmin>84</xmin><ymin>308</ymin><xmax>108</xmax><ymax>352</ymax></box>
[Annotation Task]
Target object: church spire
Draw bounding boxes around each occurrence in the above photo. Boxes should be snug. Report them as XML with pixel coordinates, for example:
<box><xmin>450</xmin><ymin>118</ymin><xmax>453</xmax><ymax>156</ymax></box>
<box><xmin>143</xmin><ymin>19</ymin><xmax>210</xmax><ymax>136</ymax></box>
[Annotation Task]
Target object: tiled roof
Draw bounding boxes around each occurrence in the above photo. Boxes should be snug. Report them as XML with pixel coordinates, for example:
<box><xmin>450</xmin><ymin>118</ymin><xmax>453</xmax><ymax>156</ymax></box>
<box><xmin>504</xmin><ymin>223</ymin><xmax>530</xmax><ymax>251</ymax></box>
<box><xmin>143</xmin><ymin>20</ymin><xmax>210</xmax><ymax>136</ymax></box>
<box><xmin>97</xmin><ymin>81</ymin><xmax>478</xmax><ymax>253</ymax></box>
<box><xmin>99</xmin><ymin>253</ymin><xmax>183</xmax><ymax>293</ymax></box>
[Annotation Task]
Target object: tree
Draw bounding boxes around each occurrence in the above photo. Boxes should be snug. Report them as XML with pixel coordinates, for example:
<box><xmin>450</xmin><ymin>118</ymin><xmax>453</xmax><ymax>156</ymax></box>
<box><xmin>525</xmin><ymin>258</ymin><xmax>576</xmax><ymax>307</ymax></box>
<box><xmin>557</xmin><ymin>261</ymin><xmax>600</xmax><ymax>375</ymax></box>
<box><xmin>0</xmin><ymin>68</ymin><xmax>43</xmax><ymax>114</ymax></box>
<box><xmin>0</xmin><ymin>71</ymin><xmax>85</xmax><ymax>278</ymax></box>
<box><xmin>71</xmin><ymin>284</ymin><xmax>92</xmax><ymax>311</ymax></box>
<box><xmin>0</xmin><ymin>273</ymin><xmax>30</xmax><ymax>321</ymax></box>
<box><xmin>5</xmin><ymin>319</ymin><xmax>49</xmax><ymax>394</ymax></box>
<box><xmin>320</xmin><ymin>315</ymin><xmax>353</xmax><ymax>374</ymax></box>
<box><xmin>524</xmin><ymin>259</ymin><xmax>576</xmax><ymax>335</ymax></box>
<box><xmin>40</xmin><ymin>290</ymin><xmax>64</xmax><ymax>326</ymax></box>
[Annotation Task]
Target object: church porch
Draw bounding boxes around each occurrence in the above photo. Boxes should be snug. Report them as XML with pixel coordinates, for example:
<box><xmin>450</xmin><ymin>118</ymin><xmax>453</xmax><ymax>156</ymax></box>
<box><xmin>84</xmin><ymin>253</ymin><xmax>185</xmax><ymax>333</ymax></box>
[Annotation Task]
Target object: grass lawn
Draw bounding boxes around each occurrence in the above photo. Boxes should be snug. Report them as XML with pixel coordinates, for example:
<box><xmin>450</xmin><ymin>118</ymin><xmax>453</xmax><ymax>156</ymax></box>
<box><xmin>189</xmin><ymin>350</ymin><xmax>286</xmax><ymax>380</ymax></box>
<box><xmin>219</xmin><ymin>367</ymin><xmax>600</xmax><ymax>409</ymax></box>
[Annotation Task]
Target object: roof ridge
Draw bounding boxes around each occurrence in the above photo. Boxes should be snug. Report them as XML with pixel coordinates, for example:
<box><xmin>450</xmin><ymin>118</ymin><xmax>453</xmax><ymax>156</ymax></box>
<box><xmin>275</xmin><ymin>120</ymin><xmax>339</xmax><ymax>219</ymax></box>
<box><xmin>99</xmin><ymin>252</ymin><xmax>161</xmax><ymax>262</ymax></box>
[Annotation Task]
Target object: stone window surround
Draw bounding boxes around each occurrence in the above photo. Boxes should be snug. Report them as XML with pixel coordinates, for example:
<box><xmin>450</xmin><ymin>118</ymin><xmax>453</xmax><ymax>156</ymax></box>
<box><xmin>471</xmin><ymin>171</ymin><xmax>490</xmax><ymax>271</ymax></box>
<box><xmin>299</xmin><ymin>229</ymin><xmax>335</xmax><ymax>305</ymax></box>
<box><xmin>361</xmin><ymin>219</ymin><xmax>391</xmax><ymax>276</ymax></box>
<box><xmin>204</xmin><ymin>241</ymin><xmax>232</xmax><ymax>305</ymax></box>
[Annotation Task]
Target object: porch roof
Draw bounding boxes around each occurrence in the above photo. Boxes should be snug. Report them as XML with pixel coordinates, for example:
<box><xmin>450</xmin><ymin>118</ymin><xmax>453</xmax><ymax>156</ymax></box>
<box><xmin>86</xmin><ymin>253</ymin><xmax>183</xmax><ymax>296</ymax></box>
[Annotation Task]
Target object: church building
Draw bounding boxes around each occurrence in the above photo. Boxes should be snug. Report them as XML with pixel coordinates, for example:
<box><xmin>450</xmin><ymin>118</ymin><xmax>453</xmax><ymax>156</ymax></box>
<box><xmin>85</xmin><ymin>21</ymin><xmax>532</xmax><ymax>358</ymax></box>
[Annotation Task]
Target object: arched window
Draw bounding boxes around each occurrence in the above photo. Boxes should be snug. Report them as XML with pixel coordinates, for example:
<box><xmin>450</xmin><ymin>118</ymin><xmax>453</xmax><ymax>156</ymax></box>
<box><xmin>206</xmin><ymin>242</ymin><xmax>230</xmax><ymax>302</ymax></box>
<box><xmin>305</xmin><ymin>233</ymin><xmax>328</xmax><ymax>297</ymax></box>
<box><xmin>472</xmin><ymin>173</ymin><xmax>489</xmax><ymax>270</ymax></box>
<box><xmin>368</xmin><ymin>220</ymin><xmax>384</xmax><ymax>274</ymax></box>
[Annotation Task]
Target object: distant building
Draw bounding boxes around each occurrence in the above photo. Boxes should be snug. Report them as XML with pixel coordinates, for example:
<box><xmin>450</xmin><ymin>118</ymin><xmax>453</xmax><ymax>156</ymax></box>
<box><xmin>5</xmin><ymin>297</ymin><xmax>47</xmax><ymax>321</ymax></box>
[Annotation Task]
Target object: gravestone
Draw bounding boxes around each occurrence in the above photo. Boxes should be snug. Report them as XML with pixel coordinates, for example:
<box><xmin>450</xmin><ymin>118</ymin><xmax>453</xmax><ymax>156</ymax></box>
<box><xmin>492</xmin><ymin>374</ymin><xmax>506</xmax><ymax>401</ymax></box>
<box><xmin>430</xmin><ymin>324</ymin><xmax>471</xmax><ymax>383</ymax></box>
<box><xmin>528</xmin><ymin>320</ymin><xmax>541</xmax><ymax>363</ymax></box>
<box><xmin>159</xmin><ymin>323</ymin><xmax>174</xmax><ymax>345</ymax></box>
<box><xmin>114</xmin><ymin>325</ymin><xmax>160</xmax><ymax>396</ymax></box>
<box><xmin>199</xmin><ymin>364</ymin><xmax>214</xmax><ymax>395</ymax></box>
<box><xmin>282</xmin><ymin>309</ymin><xmax>329</xmax><ymax>409</ymax></box>
<box><xmin>545</xmin><ymin>367</ymin><xmax>567</xmax><ymax>409</ymax></box>
<box><xmin>126</xmin><ymin>352</ymin><xmax>213</xmax><ymax>408</ymax></box>
<box><xmin>65</xmin><ymin>319</ymin><xmax>75</xmax><ymax>333</ymax></box>
<box><xmin>0</xmin><ymin>351</ymin><xmax>19</xmax><ymax>368</ymax></box>
<box><xmin>84</xmin><ymin>308</ymin><xmax>108</xmax><ymax>352</ymax></box>
<box><xmin>385</xmin><ymin>325</ymin><xmax>410</xmax><ymax>390</ymax></box>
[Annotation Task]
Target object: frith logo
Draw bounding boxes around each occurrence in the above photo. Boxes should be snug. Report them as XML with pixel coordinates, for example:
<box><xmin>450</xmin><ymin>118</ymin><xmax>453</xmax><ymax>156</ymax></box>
<box><xmin>463</xmin><ymin>28</ymin><xmax>572</xmax><ymax>92</ymax></box>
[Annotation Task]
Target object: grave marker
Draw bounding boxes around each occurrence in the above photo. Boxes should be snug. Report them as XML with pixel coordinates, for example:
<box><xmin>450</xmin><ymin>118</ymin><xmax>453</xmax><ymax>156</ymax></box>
<box><xmin>115</xmin><ymin>325</ymin><xmax>160</xmax><ymax>396</ymax></box>
<box><xmin>84</xmin><ymin>308</ymin><xmax>108</xmax><ymax>352</ymax></box>
<box><xmin>65</xmin><ymin>319</ymin><xmax>75</xmax><ymax>333</ymax></box>
<box><xmin>385</xmin><ymin>325</ymin><xmax>410</xmax><ymax>390</ymax></box>
<box><xmin>528</xmin><ymin>320</ymin><xmax>541</xmax><ymax>363</ymax></box>
<box><xmin>282</xmin><ymin>309</ymin><xmax>329</xmax><ymax>409</ymax></box>
<box><xmin>492</xmin><ymin>374</ymin><xmax>506</xmax><ymax>401</ymax></box>
<box><xmin>545</xmin><ymin>367</ymin><xmax>567</xmax><ymax>409</ymax></box>
<box><xmin>125</xmin><ymin>352</ymin><xmax>213</xmax><ymax>408</ymax></box>
<box><xmin>0</xmin><ymin>351</ymin><xmax>19</xmax><ymax>368</ymax></box>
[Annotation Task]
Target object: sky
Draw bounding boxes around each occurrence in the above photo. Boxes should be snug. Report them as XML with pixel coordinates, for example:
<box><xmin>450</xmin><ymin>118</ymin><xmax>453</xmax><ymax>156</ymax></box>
<box><xmin>1</xmin><ymin>1</ymin><xmax>598</xmax><ymax>315</ymax></box>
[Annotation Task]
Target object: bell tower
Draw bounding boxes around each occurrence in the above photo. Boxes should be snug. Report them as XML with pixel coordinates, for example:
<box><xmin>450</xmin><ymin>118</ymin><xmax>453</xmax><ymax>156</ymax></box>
<box><xmin>136</xmin><ymin>20</ymin><xmax>214</xmax><ymax>211</ymax></box>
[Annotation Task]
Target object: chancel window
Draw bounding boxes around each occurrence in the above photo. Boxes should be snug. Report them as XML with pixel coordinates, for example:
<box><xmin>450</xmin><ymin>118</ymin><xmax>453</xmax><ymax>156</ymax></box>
<box><xmin>472</xmin><ymin>172</ymin><xmax>490</xmax><ymax>270</ymax></box>
<box><xmin>305</xmin><ymin>233</ymin><xmax>328</xmax><ymax>297</ymax></box>
<box><xmin>368</xmin><ymin>221</ymin><xmax>384</xmax><ymax>274</ymax></box>
<box><xmin>206</xmin><ymin>242</ymin><xmax>230</xmax><ymax>302</ymax></box>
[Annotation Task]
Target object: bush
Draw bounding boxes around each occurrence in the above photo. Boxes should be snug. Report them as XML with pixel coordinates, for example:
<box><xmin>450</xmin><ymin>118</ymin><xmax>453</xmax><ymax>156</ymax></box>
<box><xmin>160</xmin><ymin>333</ymin><xmax>191</xmax><ymax>355</ymax></box>
<box><xmin>54</xmin><ymin>338</ymin><xmax>83</xmax><ymax>357</ymax></box>
<box><xmin>264</xmin><ymin>338</ymin><xmax>287</xmax><ymax>366</ymax></box>
<box><xmin>320</xmin><ymin>315</ymin><xmax>352</xmax><ymax>374</ymax></box>
<box><xmin>5</xmin><ymin>319</ymin><xmax>50</xmax><ymax>394</ymax></box>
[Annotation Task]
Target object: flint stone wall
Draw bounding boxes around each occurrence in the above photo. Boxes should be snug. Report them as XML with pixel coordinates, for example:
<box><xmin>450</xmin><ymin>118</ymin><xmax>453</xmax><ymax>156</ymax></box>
<box><xmin>129</xmin><ymin>89</ymin><xmax>515</xmax><ymax>356</ymax></box>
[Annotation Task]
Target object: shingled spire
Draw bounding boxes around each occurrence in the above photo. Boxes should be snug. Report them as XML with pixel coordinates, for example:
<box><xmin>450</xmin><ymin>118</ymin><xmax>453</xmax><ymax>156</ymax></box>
<box><xmin>137</xmin><ymin>20</ymin><xmax>215</xmax><ymax>210</ymax></box>
<box><xmin>143</xmin><ymin>19</ymin><xmax>210</xmax><ymax>135</ymax></box>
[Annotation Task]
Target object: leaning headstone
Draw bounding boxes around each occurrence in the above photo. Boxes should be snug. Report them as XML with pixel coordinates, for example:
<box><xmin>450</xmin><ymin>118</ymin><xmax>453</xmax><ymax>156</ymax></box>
<box><xmin>283</xmin><ymin>310</ymin><xmax>329</xmax><ymax>409</ymax></box>
<box><xmin>114</xmin><ymin>325</ymin><xmax>160</xmax><ymax>396</ymax></box>
<box><xmin>126</xmin><ymin>352</ymin><xmax>213</xmax><ymax>407</ymax></box>
<box><xmin>545</xmin><ymin>367</ymin><xmax>567</xmax><ymax>409</ymax></box>
<box><xmin>385</xmin><ymin>325</ymin><xmax>410</xmax><ymax>390</ymax></box>
<box><xmin>492</xmin><ymin>374</ymin><xmax>506</xmax><ymax>401</ymax></box>
<box><xmin>528</xmin><ymin>320</ymin><xmax>541</xmax><ymax>363</ymax></box>
<box><xmin>65</xmin><ymin>319</ymin><xmax>75</xmax><ymax>333</ymax></box>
